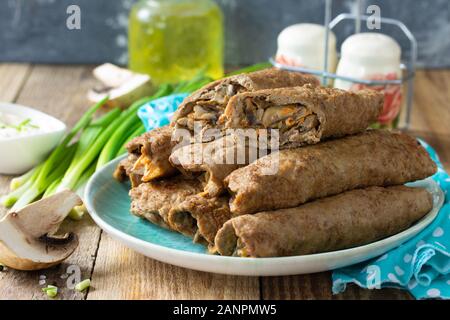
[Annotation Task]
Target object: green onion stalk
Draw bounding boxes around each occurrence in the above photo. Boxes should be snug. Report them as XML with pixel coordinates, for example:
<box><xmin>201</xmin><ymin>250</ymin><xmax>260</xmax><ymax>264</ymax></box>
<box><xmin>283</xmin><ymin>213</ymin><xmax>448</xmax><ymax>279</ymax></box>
<box><xmin>66</xmin><ymin>163</ymin><xmax>96</xmax><ymax>221</ymax></box>
<box><xmin>10</xmin><ymin>143</ymin><xmax>78</xmax><ymax>210</ymax></box>
<box><xmin>115</xmin><ymin>123</ymin><xmax>146</xmax><ymax>157</ymax></box>
<box><xmin>225</xmin><ymin>62</ymin><xmax>272</xmax><ymax>76</ymax></box>
<box><xmin>42</xmin><ymin>285</ymin><xmax>58</xmax><ymax>298</ymax></box>
<box><xmin>45</xmin><ymin>107</ymin><xmax>121</xmax><ymax>196</ymax></box>
<box><xmin>9</xmin><ymin>164</ymin><xmax>43</xmax><ymax>191</ymax></box>
<box><xmin>1</xmin><ymin>164</ymin><xmax>43</xmax><ymax>207</ymax></box>
<box><xmin>75</xmin><ymin>279</ymin><xmax>91</xmax><ymax>292</ymax></box>
<box><xmin>95</xmin><ymin>85</ymin><xmax>173</xmax><ymax>170</ymax></box>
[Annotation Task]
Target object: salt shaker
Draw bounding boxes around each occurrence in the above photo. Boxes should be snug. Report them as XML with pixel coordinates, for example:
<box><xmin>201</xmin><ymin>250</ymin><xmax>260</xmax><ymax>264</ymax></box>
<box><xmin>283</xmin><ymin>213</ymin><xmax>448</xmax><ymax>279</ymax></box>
<box><xmin>276</xmin><ymin>23</ymin><xmax>337</xmax><ymax>74</ymax></box>
<box><xmin>334</xmin><ymin>33</ymin><xmax>402</xmax><ymax>128</ymax></box>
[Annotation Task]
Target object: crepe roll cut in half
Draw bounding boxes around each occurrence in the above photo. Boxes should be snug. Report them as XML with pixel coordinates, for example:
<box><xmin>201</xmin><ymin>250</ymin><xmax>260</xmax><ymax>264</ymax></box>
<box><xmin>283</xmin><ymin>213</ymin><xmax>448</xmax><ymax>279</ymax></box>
<box><xmin>169</xmin><ymin>133</ymin><xmax>269</xmax><ymax>197</ymax></box>
<box><xmin>215</xmin><ymin>186</ymin><xmax>433</xmax><ymax>257</ymax></box>
<box><xmin>225</xmin><ymin>130</ymin><xmax>437</xmax><ymax>215</ymax></box>
<box><xmin>129</xmin><ymin>176</ymin><xmax>203</xmax><ymax>229</ymax></box>
<box><xmin>113</xmin><ymin>153</ymin><xmax>142</xmax><ymax>187</ymax></box>
<box><xmin>171</xmin><ymin>68</ymin><xmax>319</xmax><ymax>133</ymax></box>
<box><xmin>124</xmin><ymin>125</ymin><xmax>178</xmax><ymax>183</ymax></box>
<box><xmin>219</xmin><ymin>85</ymin><xmax>384</xmax><ymax>147</ymax></box>
<box><xmin>169</xmin><ymin>195</ymin><xmax>231</xmax><ymax>247</ymax></box>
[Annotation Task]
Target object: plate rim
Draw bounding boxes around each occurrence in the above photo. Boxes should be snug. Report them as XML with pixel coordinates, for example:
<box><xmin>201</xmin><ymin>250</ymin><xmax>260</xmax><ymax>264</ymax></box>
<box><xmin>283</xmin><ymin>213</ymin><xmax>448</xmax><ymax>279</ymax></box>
<box><xmin>85</xmin><ymin>156</ymin><xmax>445</xmax><ymax>276</ymax></box>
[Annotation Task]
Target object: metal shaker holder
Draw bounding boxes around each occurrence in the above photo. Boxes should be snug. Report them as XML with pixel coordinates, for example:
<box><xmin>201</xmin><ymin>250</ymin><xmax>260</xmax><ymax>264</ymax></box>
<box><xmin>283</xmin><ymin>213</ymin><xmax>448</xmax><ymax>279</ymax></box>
<box><xmin>270</xmin><ymin>0</ymin><xmax>417</xmax><ymax>129</ymax></box>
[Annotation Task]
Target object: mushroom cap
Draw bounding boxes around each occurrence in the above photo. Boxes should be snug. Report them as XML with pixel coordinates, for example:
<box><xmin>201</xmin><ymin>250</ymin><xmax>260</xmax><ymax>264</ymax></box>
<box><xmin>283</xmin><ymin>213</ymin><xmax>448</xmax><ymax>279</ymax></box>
<box><xmin>0</xmin><ymin>190</ymin><xmax>81</xmax><ymax>271</ymax></box>
<box><xmin>88</xmin><ymin>63</ymin><xmax>155</xmax><ymax>109</ymax></box>
<box><xmin>0</xmin><ymin>235</ymin><xmax>78</xmax><ymax>271</ymax></box>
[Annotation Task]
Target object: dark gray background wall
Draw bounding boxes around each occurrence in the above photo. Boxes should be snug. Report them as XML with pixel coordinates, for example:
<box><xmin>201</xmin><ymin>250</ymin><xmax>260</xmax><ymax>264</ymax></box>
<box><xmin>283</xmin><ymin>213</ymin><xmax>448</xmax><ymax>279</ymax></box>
<box><xmin>1</xmin><ymin>0</ymin><xmax>449</xmax><ymax>68</ymax></box>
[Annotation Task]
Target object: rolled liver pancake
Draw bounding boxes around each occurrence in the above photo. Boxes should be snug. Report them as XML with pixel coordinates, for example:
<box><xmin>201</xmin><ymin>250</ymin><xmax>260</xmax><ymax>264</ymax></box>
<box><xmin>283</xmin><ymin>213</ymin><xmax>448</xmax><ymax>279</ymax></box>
<box><xmin>215</xmin><ymin>186</ymin><xmax>433</xmax><ymax>257</ymax></box>
<box><xmin>225</xmin><ymin>130</ymin><xmax>437</xmax><ymax>215</ymax></box>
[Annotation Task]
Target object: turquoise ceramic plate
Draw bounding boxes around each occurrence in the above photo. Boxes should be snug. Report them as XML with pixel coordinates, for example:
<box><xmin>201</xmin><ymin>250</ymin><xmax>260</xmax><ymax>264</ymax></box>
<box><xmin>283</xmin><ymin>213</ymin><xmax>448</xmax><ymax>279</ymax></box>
<box><xmin>85</xmin><ymin>156</ymin><xmax>444</xmax><ymax>276</ymax></box>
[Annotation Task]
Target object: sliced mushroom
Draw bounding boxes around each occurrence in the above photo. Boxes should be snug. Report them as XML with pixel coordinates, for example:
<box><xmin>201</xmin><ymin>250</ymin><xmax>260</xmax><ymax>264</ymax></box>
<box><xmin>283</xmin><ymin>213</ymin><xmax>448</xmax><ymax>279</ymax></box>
<box><xmin>87</xmin><ymin>63</ymin><xmax>155</xmax><ymax>109</ymax></box>
<box><xmin>0</xmin><ymin>190</ymin><xmax>81</xmax><ymax>271</ymax></box>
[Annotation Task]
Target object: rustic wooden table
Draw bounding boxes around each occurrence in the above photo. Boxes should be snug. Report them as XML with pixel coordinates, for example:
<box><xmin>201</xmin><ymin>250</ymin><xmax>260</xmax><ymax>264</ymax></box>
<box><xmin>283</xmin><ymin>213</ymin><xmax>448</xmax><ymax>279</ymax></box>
<box><xmin>0</xmin><ymin>64</ymin><xmax>449</xmax><ymax>300</ymax></box>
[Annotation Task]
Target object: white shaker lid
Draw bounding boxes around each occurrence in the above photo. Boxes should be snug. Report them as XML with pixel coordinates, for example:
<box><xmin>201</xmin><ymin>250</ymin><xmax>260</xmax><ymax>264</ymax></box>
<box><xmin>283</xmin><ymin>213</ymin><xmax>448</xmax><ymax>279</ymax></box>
<box><xmin>341</xmin><ymin>33</ymin><xmax>401</xmax><ymax>64</ymax></box>
<box><xmin>277</xmin><ymin>23</ymin><xmax>337</xmax><ymax>52</ymax></box>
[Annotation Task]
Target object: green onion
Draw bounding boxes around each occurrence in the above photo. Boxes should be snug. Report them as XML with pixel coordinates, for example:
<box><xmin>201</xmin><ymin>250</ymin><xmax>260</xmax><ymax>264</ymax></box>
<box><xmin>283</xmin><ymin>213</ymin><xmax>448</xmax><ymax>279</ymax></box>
<box><xmin>225</xmin><ymin>62</ymin><xmax>272</xmax><ymax>76</ymax></box>
<box><xmin>9</xmin><ymin>164</ymin><xmax>42</xmax><ymax>191</ymax></box>
<box><xmin>69</xmin><ymin>107</ymin><xmax>122</xmax><ymax>170</ymax></box>
<box><xmin>2</xmin><ymin>179</ymin><xmax>33</xmax><ymax>207</ymax></box>
<box><xmin>69</xmin><ymin>204</ymin><xmax>87</xmax><ymax>221</ymax></box>
<box><xmin>96</xmin><ymin>86</ymin><xmax>173</xmax><ymax>169</ymax></box>
<box><xmin>112</xmin><ymin>121</ymin><xmax>141</xmax><ymax>157</ymax></box>
<box><xmin>2</xmin><ymin>162</ymin><xmax>46</xmax><ymax>206</ymax></box>
<box><xmin>10</xmin><ymin>142</ymin><xmax>78</xmax><ymax>210</ymax></box>
<box><xmin>74</xmin><ymin>162</ymin><xmax>97</xmax><ymax>193</ymax></box>
<box><xmin>42</xmin><ymin>285</ymin><xmax>58</xmax><ymax>298</ymax></box>
<box><xmin>3</xmin><ymin>144</ymin><xmax>76</xmax><ymax>208</ymax></box>
<box><xmin>42</xmin><ymin>177</ymin><xmax>63</xmax><ymax>198</ymax></box>
<box><xmin>173</xmin><ymin>71</ymin><xmax>213</xmax><ymax>93</ymax></box>
<box><xmin>95</xmin><ymin>114</ymin><xmax>141</xmax><ymax>168</ymax></box>
<box><xmin>116</xmin><ymin>123</ymin><xmax>145</xmax><ymax>157</ymax></box>
<box><xmin>53</xmin><ymin>106</ymin><xmax>132</xmax><ymax>192</ymax></box>
<box><xmin>51</xmin><ymin>108</ymin><xmax>122</xmax><ymax>194</ymax></box>
<box><xmin>75</xmin><ymin>279</ymin><xmax>91</xmax><ymax>292</ymax></box>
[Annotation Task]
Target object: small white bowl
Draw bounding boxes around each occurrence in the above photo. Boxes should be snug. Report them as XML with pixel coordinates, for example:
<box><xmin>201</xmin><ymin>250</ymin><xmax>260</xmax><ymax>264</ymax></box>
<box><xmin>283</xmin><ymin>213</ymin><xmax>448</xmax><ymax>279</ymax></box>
<box><xmin>0</xmin><ymin>103</ymin><xmax>66</xmax><ymax>175</ymax></box>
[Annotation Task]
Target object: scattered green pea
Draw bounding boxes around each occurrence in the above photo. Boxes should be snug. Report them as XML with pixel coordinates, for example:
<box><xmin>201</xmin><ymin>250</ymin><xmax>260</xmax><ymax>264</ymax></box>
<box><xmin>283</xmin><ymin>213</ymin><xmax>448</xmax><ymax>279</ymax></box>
<box><xmin>42</xmin><ymin>285</ymin><xmax>58</xmax><ymax>298</ymax></box>
<box><xmin>75</xmin><ymin>279</ymin><xmax>91</xmax><ymax>292</ymax></box>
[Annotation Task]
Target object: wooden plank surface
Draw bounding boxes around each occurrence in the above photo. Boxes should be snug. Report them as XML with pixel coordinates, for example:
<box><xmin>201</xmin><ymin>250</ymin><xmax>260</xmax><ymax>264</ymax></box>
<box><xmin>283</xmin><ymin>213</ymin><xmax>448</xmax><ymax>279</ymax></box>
<box><xmin>0</xmin><ymin>64</ymin><xmax>31</xmax><ymax>102</ymax></box>
<box><xmin>0</xmin><ymin>64</ymin><xmax>31</xmax><ymax>218</ymax></box>
<box><xmin>409</xmin><ymin>70</ymin><xmax>450</xmax><ymax>169</ymax></box>
<box><xmin>88</xmin><ymin>234</ymin><xmax>259</xmax><ymax>300</ymax></box>
<box><xmin>0</xmin><ymin>65</ymin><xmax>449</xmax><ymax>300</ymax></box>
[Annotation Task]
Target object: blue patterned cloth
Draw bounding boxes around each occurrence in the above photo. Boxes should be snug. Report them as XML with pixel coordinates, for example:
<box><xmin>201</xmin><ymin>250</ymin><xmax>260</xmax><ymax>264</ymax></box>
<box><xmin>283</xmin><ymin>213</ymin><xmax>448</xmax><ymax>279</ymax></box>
<box><xmin>137</xmin><ymin>93</ymin><xmax>189</xmax><ymax>131</ymax></box>
<box><xmin>332</xmin><ymin>140</ymin><xmax>450</xmax><ymax>299</ymax></box>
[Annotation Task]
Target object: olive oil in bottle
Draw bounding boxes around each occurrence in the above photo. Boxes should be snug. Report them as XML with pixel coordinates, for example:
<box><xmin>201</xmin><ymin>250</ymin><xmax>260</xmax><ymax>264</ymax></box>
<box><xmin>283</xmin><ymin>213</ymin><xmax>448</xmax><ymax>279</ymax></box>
<box><xmin>128</xmin><ymin>0</ymin><xmax>224</xmax><ymax>84</ymax></box>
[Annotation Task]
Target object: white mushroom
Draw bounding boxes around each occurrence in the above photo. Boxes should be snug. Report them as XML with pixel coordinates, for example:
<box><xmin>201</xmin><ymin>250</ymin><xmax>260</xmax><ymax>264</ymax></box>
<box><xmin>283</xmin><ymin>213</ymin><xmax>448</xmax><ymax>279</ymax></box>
<box><xmin>87</xmin><ymin>63</ymin><xmax>155</xmax><ymax>109</ymax></box>
<box><xmin>0</xmin><ymin>190</ymin><xmax>81</xmax><ymax>271</ymax></box>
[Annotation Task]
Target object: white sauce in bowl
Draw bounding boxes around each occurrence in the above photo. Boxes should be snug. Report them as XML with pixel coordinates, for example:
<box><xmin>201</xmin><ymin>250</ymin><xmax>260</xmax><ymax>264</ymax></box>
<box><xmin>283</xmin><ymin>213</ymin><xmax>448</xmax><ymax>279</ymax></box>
<box><xmin>0</xmin><ymin>112</ymin><xmax>43</xmax><ymax>139</ymax></box>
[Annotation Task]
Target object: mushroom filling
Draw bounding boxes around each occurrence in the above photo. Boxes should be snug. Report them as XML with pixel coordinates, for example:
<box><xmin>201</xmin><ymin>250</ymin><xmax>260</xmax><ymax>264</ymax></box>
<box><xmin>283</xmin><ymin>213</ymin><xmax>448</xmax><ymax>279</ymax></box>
<box><xmin>171</xmin><ymin>211</ymin><xmax>205</xmax><ymax>244</ymax></box>
<box><xmin>233</xmin><ymin>238</ymin><xmax>250</xmax><ymax>257</ymax></box>
<box><xmin>171</xmin><ymin>211</ymin><xmax>197</xmax><ymax>235</ymax></box>
<box><xmin>243</xmin><ymin>98</ymin><xmax>320</xmax><ymax>135</ymax></box>
<box><xmin>132</xmin><ymin>153</ymin><xmax>155</xmax><ymax>181</ymax></box>
<box><xmin>146</xmin><ymin>212</ymin><xmax>170</xmax><ymax>230</ymax></box>
<box><xmin>132</xmin><ymin>151</ymin><xmax>174</xmax><ymax>182</ymax></box>
<box><xmin>113</xmin><ymin>154</ymin><xmax>141</xmax><ymax>183</ymax></box>
<box><xmin>218</xmin><ymin>226</ymin><xmax>248</xmax><ymax>257</ymax></box>
<box><xmin>176</xmin><ymin>83</ymin><xmax>246</xmax><ymax>131</ymax></box>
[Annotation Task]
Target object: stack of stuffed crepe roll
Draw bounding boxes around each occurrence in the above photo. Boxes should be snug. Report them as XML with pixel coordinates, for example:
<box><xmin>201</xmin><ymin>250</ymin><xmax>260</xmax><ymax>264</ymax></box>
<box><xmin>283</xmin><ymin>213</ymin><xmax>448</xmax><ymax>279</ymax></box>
<box><xmin>115</xmin><ymin>68</ymin><xmax>437</xmax><ymax>257</ymax></box>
